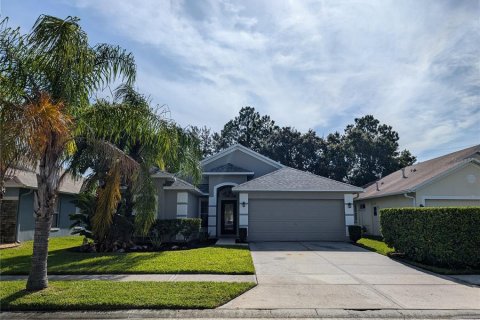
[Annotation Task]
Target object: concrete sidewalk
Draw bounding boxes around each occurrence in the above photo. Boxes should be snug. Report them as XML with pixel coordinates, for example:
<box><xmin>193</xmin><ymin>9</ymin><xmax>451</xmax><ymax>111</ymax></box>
<box><xmin>3</xmin><ymin>308</ymin><xmax>480</xmax><ymax>319</ymax></box>
<box><xmin>1</xmin><ymin>274</ymin><xmax>257</xmax><ymax>283</ymax></box>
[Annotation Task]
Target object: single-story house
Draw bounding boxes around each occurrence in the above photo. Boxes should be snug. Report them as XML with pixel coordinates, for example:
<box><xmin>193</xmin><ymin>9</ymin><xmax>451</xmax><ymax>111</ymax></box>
<box><xmin>1</xmin><ymin>169</ymin><xmax>82</xmax><ymax>243</ymax></box>
<box><xmin>152</xmin><ymin>144</ymin><xmax>363</xmax><ymax>241</ymax></box>
<box><xmin>354</xmin><ymin>145</ymin><xmax>480</xmax><ymax>236</ymax></box>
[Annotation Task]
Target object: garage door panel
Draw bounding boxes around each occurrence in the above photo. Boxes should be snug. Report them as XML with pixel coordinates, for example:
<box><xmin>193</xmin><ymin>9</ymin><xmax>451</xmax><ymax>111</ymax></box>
<box><xmin>248</xmin><ymin>198</ymin><xmax>345</xmax><ymax>241</ymax></box>
<box><xmin>425</xmin><ymin>199</ymin><xmax>480</xmax><ymax>207</ymax></box>
<box><xmin>249</xmin><ymin>221</ymin><xmax>339</xmax><ymax>233</ymax></box>
<box><xmin>249</xmin><ymin>231</ymin><xmax>344</xmax><ymax>242</ymax></box>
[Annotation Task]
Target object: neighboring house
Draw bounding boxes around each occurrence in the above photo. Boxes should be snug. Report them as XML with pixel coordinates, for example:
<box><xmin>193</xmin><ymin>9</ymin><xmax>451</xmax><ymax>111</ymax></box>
<box><xmin>1</xmin><ymin>169</ymin><xmax>82</xmax><ymax>243</ymax></box>
<box><xmin>152</xmin><ymin>144</ymin><xmax>363</xmax><ymax>241</ymax></box>
<box><xmin>355</xmin><ymin>145</ymin><xmax>480</xmax><ymax>236</ymax></box>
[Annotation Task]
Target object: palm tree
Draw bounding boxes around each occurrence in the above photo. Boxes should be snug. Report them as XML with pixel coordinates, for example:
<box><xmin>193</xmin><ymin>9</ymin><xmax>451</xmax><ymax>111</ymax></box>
<box><xmin>69</xmin><ymin>85</ymin><xmax>202</xmax><ymax>244</ymax></box>
<box><xmin>0</xmin><ymin>15</ymin><xmax>136</xmax><ymax>291</ymax></box>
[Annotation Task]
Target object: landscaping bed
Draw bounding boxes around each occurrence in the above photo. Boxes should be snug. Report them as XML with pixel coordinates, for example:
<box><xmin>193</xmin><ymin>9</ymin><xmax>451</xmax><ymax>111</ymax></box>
<box><xmin>0</xmin><ymin>236</ymin><xmax>255</xmax><ymax>275</ymax></box>
<box><xmin>0</xmin><ymin>281</ymin><xmax>255</xmax><ymax>311</ymax></box>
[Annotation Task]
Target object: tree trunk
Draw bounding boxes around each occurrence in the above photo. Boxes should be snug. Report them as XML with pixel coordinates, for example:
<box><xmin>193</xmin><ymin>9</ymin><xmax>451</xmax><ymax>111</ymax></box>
<box><xmin>25</xmin><ymin>215</ymin><xmax>51</xmax><ymax>290</ymax></box>
<box><xmin>26</xmin><ymin>149</ymin><xmax>60</xmax><ymax>291</ymax></box>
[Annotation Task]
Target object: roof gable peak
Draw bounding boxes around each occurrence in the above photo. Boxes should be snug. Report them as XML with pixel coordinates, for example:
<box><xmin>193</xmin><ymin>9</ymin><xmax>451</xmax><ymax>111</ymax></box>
<box><xmin>201</xmin><ymin>144</ymin><xmax>284</xmax><ymax>168</ymax></box>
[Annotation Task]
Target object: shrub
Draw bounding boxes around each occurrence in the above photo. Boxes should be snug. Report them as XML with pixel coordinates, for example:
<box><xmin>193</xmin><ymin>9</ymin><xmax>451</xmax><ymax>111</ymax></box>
<box><xmin>179</xmin><ymin>218</ymin><xmax>202</xmax><ymax>242</ymax></box>
<box><xmin>239</xmin><ymin>228</ymin><xmax>248</xmax><ymax>243</ymax></box>
<box><xmin>380</xmin><ymin>207</ymin><xmax>480</xmax><ymax>268</ymax></box>
<box><xmin>150</xmin><ymin>218</ymin><xmax>201</xmax><ymax>243</ymax></box>
<box><xmin>348</xmin><ymin>225</ymin><xmax>362</xmax><ymax>243</ymax></box>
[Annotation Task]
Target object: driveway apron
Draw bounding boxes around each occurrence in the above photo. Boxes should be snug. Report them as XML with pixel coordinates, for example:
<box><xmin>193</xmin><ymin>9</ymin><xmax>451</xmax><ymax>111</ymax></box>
<box><xmin>222</xmin><ymin>241</ymin><xmax>480</xmax><ymax>309</ymax></box>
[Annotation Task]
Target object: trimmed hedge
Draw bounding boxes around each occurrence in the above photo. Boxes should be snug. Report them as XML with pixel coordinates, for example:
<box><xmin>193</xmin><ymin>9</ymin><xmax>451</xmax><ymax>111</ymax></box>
<box><xmin>380</xmin><ymin>207</ymin><xmax>480</xmax><ymax>268</ymax></box>
<box><xmin>150</xmin><ymin>218</ymin><xmax>202</xmax><ymax>242</ymax></box>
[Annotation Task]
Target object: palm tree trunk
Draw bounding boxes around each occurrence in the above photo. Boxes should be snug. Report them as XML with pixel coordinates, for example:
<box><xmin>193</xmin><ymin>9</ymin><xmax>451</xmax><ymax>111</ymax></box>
<box><xmin>26</xmin><ymin>215</ymin><xmax>51</xmax><ymax>290</ymax></box>
<box><xmin>26</xmin><ymin>153</ymin><xmax>59</xmax><ymax>291</ymax></box>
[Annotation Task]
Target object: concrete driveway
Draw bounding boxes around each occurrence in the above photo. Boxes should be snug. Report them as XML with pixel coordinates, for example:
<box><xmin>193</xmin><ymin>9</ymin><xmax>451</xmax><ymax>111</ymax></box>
<box><xmin>222</xmin><ymin>242</ymin><xmax>480</xmax><ymax>310</ymax></box>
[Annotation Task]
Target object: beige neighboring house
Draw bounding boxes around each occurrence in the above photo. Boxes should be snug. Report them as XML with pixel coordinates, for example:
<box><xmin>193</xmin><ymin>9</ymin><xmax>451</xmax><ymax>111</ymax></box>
<box><xmin>354</xmin><ymin>145</ymin><xmax>480</xmax><ymax>236</ymax></box>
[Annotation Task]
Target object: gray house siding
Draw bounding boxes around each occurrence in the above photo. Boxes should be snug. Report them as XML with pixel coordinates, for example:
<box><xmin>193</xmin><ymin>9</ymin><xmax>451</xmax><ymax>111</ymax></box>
<box><xmin>203</xmin><ymin>149</ymin><xmax>278</xmax><ymax>178</ymax></box>
<box><xmin>208</xmin><ymin>175</ymin><xmax>248</xmax><ymax>194</ymax></box>
<box><xmin>16</xmin><ymin>188</ymin><xmax>76</xmax><ymax>242</ymax></box>
<box><xmin>164</xmin><ymin>190</ymin><xmax>177</xmax><ymax>220</ymax></box>
<box><xmin>187</xmin><ymin>193</ymin><xmax>199</xmax><ymax>218</ymax></box>
<box><xmin>55</xmin><ymin>194</ymin><xmax>77</xmax><ymax>237</ymax></box>
<box><xmin>16</xmin><ymin>189</ymin><xmax>35</xmax><ymax>241</ymax></box>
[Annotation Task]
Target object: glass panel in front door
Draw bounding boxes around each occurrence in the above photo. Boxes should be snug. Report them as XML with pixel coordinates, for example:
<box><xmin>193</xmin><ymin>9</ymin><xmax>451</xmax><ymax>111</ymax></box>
<box><xmin>224</xmin><ymin>203</ymin><xmax>234</xmax><ymax>232</ymax></box>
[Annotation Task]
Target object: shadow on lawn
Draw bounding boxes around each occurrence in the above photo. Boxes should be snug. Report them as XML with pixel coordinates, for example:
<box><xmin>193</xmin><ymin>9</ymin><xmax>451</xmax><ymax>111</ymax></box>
<box><xmin>0</xmin><ymin>248</ymin><xmax>167</xmax><ymax>275</ymax></box>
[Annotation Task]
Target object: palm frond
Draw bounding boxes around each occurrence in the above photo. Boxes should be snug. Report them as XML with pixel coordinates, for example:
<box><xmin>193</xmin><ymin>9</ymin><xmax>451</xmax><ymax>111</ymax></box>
<box><xmin>92</xmin><ymin>163</ymin><xmax>121</xmax><ymax>239</ymax></box>
<box><xmin>133</xmin><ymin>164</ymin><xmax>157</xmax><ymax>236</ymax></box>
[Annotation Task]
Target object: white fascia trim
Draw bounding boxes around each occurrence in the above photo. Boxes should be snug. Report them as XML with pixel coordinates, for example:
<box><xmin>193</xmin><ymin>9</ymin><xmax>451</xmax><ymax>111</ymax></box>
<box><xmin>201</xmin><ymin>144</ymin><xmax>284</xmax><ymax>168</ymax></box>
<box><xmin>355</xmin><ymin>190</ymin><xmax>412</xmax><ymax>201</ymax></box>
<box><xmin>232</xmin><ymin>189</ymin><xmax>364</xmax><ymax>193</ymax></box>
<box><xmin>413</xmin><ymin>159</ymin><xmax>480</xmax><ymax>192</ymax></box>
<box><xmin>203</xmin><ymin>172</ymin><xmax>255</xmax><ymax>176</ymax></box>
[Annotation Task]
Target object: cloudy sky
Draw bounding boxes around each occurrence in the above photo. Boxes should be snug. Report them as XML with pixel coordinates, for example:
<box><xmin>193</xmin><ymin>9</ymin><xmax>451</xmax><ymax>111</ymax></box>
<box><xmin>2</xmin><ymin>0</ymin><xmax>479</xmax><ymax>161</ymax></box>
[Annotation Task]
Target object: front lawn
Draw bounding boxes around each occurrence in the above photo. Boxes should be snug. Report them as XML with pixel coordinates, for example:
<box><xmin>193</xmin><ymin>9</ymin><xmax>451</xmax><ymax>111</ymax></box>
<box><xmin>357</xmin><ymin>237</ymin><xmax>480</xmax><ymax>275</ymax></box>
<box><xmin>0</xmin><ymin>281</ymin><xmax>255</xmax><ymax>311</ymax></box>
<box><xmin>0</xmin><ymin>236</ymin><xmax>254</xmax><ymax>275</ymax></box>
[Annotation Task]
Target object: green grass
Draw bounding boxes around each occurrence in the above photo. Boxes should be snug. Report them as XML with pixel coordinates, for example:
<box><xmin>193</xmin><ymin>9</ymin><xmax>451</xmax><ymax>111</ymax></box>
<box><xmin>356</xmin><ymin>237</ymin><xmax>480</xmax><ymax>275</ymax></box>
<box><xmin>0</xmin><ymin>280</ymin><xmax>255</xmax><ymax>311</ymax></box>
<box><xmin>0</xmin><ymin>236</ymin><xmax>254</xmax><ymax>275</ymax></box>
<box><xmin>357</xmin><ymin>237</ymin><xmax>394</xmax><ymax>256</ymax></box>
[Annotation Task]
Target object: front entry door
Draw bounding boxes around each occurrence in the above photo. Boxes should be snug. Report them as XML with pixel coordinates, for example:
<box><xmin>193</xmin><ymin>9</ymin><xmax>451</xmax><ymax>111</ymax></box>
<box><xmin>221</xmin><ymin>200</ymin><xmax>237</xmax><ymax>235</ymax></box>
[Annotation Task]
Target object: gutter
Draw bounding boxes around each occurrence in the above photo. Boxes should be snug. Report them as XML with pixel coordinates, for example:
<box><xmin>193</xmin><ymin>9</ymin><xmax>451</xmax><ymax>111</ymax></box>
<box><xmin>404</xmin><ymin>192</ymin><xmax>416</xmax><ymax>206</ymax></box>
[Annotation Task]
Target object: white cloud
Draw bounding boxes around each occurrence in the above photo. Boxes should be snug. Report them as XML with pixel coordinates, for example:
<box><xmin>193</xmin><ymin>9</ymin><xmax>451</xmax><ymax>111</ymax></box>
<box><xmin>74</xmin><ymin>0</ymin><xmax>479</xmax><ymax>160</ymax></box>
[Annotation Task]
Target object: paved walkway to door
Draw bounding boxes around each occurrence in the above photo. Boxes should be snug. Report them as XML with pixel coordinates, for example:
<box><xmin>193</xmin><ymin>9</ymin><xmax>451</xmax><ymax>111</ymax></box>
<box><xmin>222</xmin><ymin>242</ymin><xmax>480</xmax><ymax>310</ymax></box>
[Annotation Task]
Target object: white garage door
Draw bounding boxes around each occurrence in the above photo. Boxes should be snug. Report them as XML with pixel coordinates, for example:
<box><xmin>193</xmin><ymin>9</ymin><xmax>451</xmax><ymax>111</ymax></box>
<box><xmin>425</xmin><ymin>199</ymin><xmax>480</xmax><ymax>207</ymax></box>
<box><xmin>248</xmin><ymin>199</ymin><xmax>345</xmax><ymax>241</ymax></box>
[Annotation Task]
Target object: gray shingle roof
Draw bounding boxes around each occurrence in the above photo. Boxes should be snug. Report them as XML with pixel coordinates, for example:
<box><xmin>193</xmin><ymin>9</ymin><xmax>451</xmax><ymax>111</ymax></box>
<box><xmin>5</xmin><ymin>169</ymin><xmax>83</xmax><ymax>194</ymax></box>
<box><xmin>357</xmin><ymin>145</ymin><xmax>480</xmax><ymax>200</ymax></box>
<box><xmin>232</xmin><ymin>167</ymin><xmax>363</xmax><ymax>192</ymax></box>
<box><xmin>163</xmin><ymin>177</ymin><xmax>205</xmax><ymax>194</ymax></box>
<box><xmin>206</xmin><ymin>163</ymin><xmax>252</xmax><ymax>173</ymax></box>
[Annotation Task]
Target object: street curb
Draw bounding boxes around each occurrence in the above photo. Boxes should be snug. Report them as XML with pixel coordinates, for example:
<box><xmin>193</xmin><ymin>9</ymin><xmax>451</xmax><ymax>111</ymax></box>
<box><xmin>2</xmin><ymin>309</ymin><xmax>480</xmax><ymax>319</ymax></box>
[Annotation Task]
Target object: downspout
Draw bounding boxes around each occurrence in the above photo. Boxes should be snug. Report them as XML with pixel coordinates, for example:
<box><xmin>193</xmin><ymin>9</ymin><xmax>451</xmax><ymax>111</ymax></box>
<box><xmin>404</xmin><ymin>192</ymin><xmax>416</xmax><ymax>207</ymax></box>
<box><xmin>353</xmin><ymin>193</ymin><xmax>360</xmax><ymax>225</ymax></box>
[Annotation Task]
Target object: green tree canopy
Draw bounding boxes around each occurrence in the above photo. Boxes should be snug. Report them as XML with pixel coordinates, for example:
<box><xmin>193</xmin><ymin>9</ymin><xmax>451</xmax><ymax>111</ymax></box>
<box><xmin>204</xmin><ymin>108</ymin><xmax>416</xmax><ymax>186</ymax></box>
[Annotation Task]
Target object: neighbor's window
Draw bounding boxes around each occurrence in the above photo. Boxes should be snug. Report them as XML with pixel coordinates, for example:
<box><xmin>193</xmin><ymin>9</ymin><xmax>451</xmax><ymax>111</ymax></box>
<box><xmin>373</xmin><ymin>206</ymin><xmax>378</xmax><ymax>216</ymax></box>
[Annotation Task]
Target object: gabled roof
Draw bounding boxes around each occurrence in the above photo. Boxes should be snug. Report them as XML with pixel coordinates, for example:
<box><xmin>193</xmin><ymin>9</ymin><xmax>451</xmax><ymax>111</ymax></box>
<box><xmin>203</xmin><ymin>163</ymin><xmax>254</xmax><ymax>175</ymax></box>
<box><xmin>232</xmin><ymin>167</ymin><xmax>363</xmax><ymax>192</ymax></box>
<box><xmin>201</xmin><ymin>144</ymin><xmax>284</xmax><ymax>169</ymax></box>
<box><xmin>164</xmin><ymin>179</ymin><xmax>204</xmax><ymax>195</ymax></box>
<box><xmin>153</xmin><ymin>171</ymin><xmax>204</xmax><ymax>195</ymax></box>
<box><xmin>4</xmin><ymin>169</ymin><xmax>83</xmax><ymax>194</ymax></box>
<box><xmin>357</xmin><ymin>145</ymin><xmax>480</xmax><ymax>200</ymax></box>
